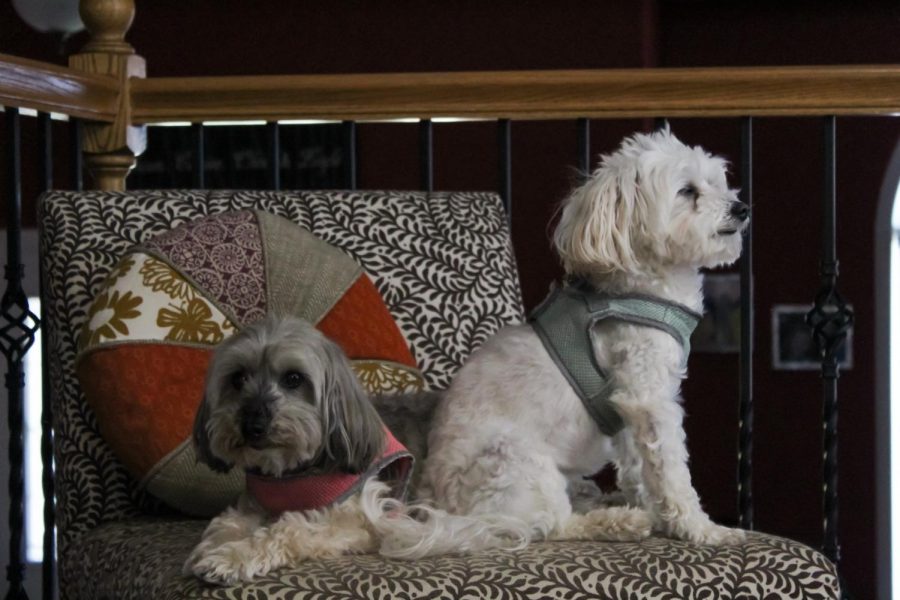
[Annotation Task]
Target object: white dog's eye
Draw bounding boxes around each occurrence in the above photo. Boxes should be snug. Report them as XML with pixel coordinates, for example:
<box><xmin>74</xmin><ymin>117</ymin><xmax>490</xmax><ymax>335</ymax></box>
<box><xmin>678</xmin><ymin>184</ymin><xmax>699</xmax><ymax>201</ymax></box>
<box><xmin>282</xmin><ymin>371</ymin><xmax>306</xmax><ymax>390</ymax></box>
<box><xmin>230</xmin><ymin>371</ymin><xmax>248</xmax><ymax>390</ymax></box>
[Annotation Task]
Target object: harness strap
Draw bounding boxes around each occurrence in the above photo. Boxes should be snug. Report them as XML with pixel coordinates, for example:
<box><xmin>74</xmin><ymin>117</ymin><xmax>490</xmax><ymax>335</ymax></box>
<box><xmin>529</xmin><ymin>283</ymin><xmax>701</xmax><ymax>436</ymax></box>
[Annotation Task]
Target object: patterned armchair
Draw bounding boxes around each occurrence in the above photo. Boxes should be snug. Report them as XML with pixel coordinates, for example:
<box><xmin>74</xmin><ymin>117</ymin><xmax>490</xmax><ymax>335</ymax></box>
<box><xmin>40</xmin><ymin>190</ymin><xmax>839</xmax><ymax>599</ymax></box>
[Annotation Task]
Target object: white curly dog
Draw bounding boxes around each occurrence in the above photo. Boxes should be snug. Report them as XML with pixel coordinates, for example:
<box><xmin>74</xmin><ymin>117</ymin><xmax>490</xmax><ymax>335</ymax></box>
<box><xmin>378</xmin><ymin>126</ymin><xmax>750</xmax><ymax>558</ymax></box>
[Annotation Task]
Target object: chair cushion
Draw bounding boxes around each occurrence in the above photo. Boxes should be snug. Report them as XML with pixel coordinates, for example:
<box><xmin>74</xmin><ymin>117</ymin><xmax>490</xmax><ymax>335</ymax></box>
<box><xmin>64</xmin><ymin>518</ymin><xmax>840</xmax><ymax>599</ymax></box>
<box><xmin>73</xmin><ymin>209</ymin><xmax>425</xmax><ymax>517</ymax></box>
<box><xmin>39</xmin><ymin>190</ymin><xmax>524</xmax><ymax>591</ymax></box>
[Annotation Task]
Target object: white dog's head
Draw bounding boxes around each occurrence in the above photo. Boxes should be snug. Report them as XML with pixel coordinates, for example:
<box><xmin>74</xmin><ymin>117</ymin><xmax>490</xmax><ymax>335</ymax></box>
<box><xmin>193</xmin><ymin>315</ymin><xmax>385</xmax><ymax>477</ymax></box>
<box><xmin>553</xmin><ymin>127</ymin><xmax>748</xmax><ymax>277</ymax></box>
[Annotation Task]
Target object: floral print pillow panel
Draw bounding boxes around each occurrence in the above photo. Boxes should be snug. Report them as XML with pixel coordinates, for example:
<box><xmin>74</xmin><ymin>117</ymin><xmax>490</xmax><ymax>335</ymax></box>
<box><xmin>79</xmin><ymin>253</ymin><xmax>237</xmax><ymax>350</ymax></box>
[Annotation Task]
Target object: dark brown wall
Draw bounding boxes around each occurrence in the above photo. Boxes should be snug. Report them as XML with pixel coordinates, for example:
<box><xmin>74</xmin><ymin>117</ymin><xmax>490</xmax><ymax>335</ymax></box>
<box><xmin>3</xmin><ymin>2</ymin><xmax>899</xmax><ymax>597</ymax></box>
<box><xmin>661</xmin><ymin>4</ymin><xmax>900</xmax><ymax>598</ymax></box>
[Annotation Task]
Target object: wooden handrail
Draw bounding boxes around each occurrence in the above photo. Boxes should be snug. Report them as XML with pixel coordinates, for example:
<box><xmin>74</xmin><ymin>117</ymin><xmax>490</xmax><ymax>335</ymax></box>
<box><xmin>0</xmin><ymin>53</ymin><xmax>119</xmax><ymax>122</ymax></box>
<box><xmin>131</xmin><ymin>65</ymin><xmax>900</xmax><ymax>123</ymax></box>
<box><xmin>3</xmin><ymin>59</ymin><xmax>900</xmax><ymax>124</ymax></box>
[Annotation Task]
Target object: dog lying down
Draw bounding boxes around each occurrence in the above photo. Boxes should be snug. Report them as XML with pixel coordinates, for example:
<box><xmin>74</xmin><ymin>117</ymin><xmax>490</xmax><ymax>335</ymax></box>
<box><xmin>186</xmin><ymin>127</ymin><xmax>749</xmax><ymax>584</ymax></box>
<box><xmin>185</xmin><ymin>315</ymin><xmax>514</xmax><ymax>584</ymax></box>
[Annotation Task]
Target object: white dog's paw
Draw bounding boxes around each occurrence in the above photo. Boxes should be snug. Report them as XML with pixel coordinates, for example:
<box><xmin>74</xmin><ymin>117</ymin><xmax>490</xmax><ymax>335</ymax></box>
<box><xmin>592</xmin><ymin>506</ymin><xmax>653</xmax><ymax>541</ymax></box>
<box><xmin>189</xmin><ymin>539</ymin><xmax>272</xmax><ymax>585</ymax></box>
<box><xmin>689</xmin><ymin>523</ymin><xmax>746</xmax><ymax>546</ymax></box>
<box><xmin>665</xmin><ymin>517</ymin><xmax>746</xmax><ymax>546</ymax></box>
<box><xmin>555</xmin><ymin>506</ymin><xmax>653</xmax><ymax>542</ymax></box>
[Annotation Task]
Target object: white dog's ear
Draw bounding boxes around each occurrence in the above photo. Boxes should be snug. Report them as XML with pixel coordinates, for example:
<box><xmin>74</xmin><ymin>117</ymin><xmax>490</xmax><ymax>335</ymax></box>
<box><xmin>192</xmin><ymin>394</ymin><xmax>234</xmax><ymax>473</ymax></box>
<box><xmin>553</xmin><ymin>166</ymin><xmax>645</xmax><ymax>275</ymax></box>
<box><xmin>318</xmin><ymin>339</ymin><xmax>386</xmax><ymax>473</ymax></box>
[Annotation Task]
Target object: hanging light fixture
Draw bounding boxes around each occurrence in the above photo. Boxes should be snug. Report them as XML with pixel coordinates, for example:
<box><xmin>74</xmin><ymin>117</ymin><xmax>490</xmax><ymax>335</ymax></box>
<box><xmin>12</xmin><ymin>0</ymin><xmax>84</xmax><ymax>34</ymax></box>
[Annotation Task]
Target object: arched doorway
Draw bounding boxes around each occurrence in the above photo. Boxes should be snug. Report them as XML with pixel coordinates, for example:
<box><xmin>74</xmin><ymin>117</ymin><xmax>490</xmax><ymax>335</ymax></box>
<box><xmin>876</xmin><ymin>138</ymin><xmax>900</xmax><ymax>600</ymax></box>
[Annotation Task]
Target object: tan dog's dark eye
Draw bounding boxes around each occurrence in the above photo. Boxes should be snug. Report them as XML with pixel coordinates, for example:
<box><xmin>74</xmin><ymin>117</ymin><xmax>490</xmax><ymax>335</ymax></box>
<box><xmin>282</xmin><ymin>371</ymin><xmax>306</xmax><ymax>389</ymax></box>
<box><xmin>230</xmin><ymin>371</ymin><xmax>247</xmax><ymax>390</ymax></box>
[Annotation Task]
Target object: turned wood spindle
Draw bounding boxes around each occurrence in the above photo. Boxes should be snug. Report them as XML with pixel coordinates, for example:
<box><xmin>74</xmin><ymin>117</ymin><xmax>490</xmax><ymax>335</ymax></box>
<box><xmin>69</xmin><ymin>0</ymin><xmax>146</xmax><ymax>191</ymax></box>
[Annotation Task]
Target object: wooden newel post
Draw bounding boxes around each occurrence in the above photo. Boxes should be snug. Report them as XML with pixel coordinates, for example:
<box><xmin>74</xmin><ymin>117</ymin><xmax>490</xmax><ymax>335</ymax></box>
<box><xmin>69</xmin><ymin>0</ymin><xmax>146</xmax><ymax>191</ymax></box>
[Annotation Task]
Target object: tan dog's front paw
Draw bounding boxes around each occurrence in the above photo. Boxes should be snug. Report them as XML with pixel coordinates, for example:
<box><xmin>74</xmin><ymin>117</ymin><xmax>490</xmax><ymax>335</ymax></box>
<box><xmin>183</xmin><ymin>539</ymin><xmax>217</xmax><ymax>578</ymax></box>
<box><xmin>189</xmin><ymin>539</ymin><xmax>271</xmax><ymax>585</ymax></box>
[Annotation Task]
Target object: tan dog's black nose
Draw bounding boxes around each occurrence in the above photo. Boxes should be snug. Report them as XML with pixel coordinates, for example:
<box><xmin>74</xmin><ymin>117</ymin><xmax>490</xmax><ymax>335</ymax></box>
<box><xmin>240</xmin><ymin>404</ymin><xmax>271</xmax><ymax>442</ymax></box>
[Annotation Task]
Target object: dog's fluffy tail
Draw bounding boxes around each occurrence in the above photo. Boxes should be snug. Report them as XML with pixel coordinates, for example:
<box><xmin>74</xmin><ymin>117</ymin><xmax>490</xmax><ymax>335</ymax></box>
<box><xmin>359</xmin><ymin>480</ymin><xmax>532</xmax><ymax>559</ymax></box>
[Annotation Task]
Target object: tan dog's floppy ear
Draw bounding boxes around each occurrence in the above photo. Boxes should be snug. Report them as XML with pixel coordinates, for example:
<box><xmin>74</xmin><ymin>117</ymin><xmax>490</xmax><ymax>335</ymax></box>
<box><xmin>318</xmin><ymin>337</ymin><xmax>385</xmax><ymax>473</ymax></box>
<box><xmin>192</xmin><ymin>394</ymin><xmax>234</xmax><ymax>473</ymax></box>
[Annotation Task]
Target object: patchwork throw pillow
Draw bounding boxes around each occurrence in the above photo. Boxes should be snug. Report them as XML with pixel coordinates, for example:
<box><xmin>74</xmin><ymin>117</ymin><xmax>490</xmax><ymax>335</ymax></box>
<box><xmin>75</xmin><ymin>210</ymin><xmax>425</xmax><ymax>517</ymax></box>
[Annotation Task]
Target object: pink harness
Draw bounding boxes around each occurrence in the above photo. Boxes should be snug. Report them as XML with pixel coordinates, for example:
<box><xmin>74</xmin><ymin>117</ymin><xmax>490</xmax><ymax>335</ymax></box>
<box><xmin>245</xmin><ymin>428</ymin><xmax>413</xmax><ymax>515</ymax></box>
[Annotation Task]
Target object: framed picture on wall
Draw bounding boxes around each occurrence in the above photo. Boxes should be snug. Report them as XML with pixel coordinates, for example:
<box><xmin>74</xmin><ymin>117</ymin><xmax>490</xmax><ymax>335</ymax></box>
<box><xmin>771</xmin><ymin>304</ymin><xmax>853</xmax><ymax>370</ymax></box>
<box><xmin>692</xmin><ymin>273</ymin><xmax>741</xmax><ymax>353</ymax></box>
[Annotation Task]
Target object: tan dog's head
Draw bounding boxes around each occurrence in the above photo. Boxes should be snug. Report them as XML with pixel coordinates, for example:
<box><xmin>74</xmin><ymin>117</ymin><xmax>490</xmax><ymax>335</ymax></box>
<box><xmin>193</xmin><ymin>315</ymin><xmax>385</xmax><ymax>476</ymax></box>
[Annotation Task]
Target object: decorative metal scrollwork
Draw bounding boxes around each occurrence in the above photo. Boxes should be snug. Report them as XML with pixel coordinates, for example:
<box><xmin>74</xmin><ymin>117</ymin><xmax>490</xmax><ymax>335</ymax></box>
<box><xmin>0</xmin><ymin>267</ymin><xmax>40</xmax><ymax>366</ymax></box>
<box><xmin>1</xmin><ymin>278</ymin><xmax>39</xmax><ymax>600</ymax></box>
<box><xmin>805</xmin><ymin>261</ymin><xmax>854</xmax><ymax>376</ymax></box>
<box><xmin>807</xmin><ymin>262</ymin><xmax>852</xmax><ymax>567</ymax></box>
<box><xmin>808</xmin><ymin>116</ymin><xmax>848</xmax><ymax>569</ymax></box>
<box><xmin>4</xmin><ymin>106</ymin><xmax>38</xmax><ymax>600</ymax></box>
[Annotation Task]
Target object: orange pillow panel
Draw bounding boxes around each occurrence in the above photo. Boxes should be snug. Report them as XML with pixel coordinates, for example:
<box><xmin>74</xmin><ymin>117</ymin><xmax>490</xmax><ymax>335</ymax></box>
<box><xmin>77</xmin><ymin>344</ymin><xmax>212</xmax><ymax>477</ymax></box>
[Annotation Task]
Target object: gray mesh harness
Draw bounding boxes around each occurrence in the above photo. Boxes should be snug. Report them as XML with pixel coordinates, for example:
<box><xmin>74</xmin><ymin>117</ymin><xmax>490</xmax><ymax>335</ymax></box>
<box><xmin>529</xmin><ymin>282</ymin><xmax>701</xmax><ymax>436</ymax></box>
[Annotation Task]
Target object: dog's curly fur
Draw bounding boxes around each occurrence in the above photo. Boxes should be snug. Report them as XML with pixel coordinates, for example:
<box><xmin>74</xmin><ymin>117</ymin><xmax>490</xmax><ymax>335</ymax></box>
<box><xmin>185</xmin><ymin>316</ymin><xmax>389</xmax><ymax>584</ymax></box>
<box><xmin>376</xmin><ymin>127</ymin><xmax>750</xmax><ymax>558</ymax></box>
<box><xmin>185</xmin><ymin>316</ymin><xmax>523</xmax><ymax>584</ymax></box>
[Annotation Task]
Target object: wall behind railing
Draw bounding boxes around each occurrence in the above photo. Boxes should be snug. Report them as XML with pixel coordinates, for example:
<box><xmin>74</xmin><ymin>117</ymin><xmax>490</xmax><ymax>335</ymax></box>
<box><xmin>0</xmin><ymin>114</ymin><xmax>81</xmax><ymax>228</ymax></box>
<box><xmin>660</xmin><ymin>6</ymin><xmax>900</xmax><ymax>599</ymax></box>
<box><xmin>3</xmin><ymin>1</ymin><xmax>900</xmax><ymax>597</ymax></box>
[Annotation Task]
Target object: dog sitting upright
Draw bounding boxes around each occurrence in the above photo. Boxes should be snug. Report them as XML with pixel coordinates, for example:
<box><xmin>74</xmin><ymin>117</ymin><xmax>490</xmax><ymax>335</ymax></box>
<box><xmin>375</xmin><ymin>127</ymin><xmax>750</xmax><ymax>558</ymax></box>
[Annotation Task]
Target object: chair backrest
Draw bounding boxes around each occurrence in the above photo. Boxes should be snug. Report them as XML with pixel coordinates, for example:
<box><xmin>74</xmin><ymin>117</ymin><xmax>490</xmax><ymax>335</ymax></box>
<box><xmin>39</xmin><ymin>189</ymin><xmax>523</xmax><ymax>554</ymax></box>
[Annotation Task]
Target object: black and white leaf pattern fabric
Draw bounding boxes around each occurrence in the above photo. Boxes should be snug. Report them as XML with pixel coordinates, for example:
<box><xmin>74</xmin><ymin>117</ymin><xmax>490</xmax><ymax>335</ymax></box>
<box><xmin>40</xmin><ymin>190</ymin><xmax>838</xmax><ymax>599</ymax></box>
<box><xmin>65</xmin><ymin>519</ymin><xmax>839</xmax><ymax>600</ymax></box>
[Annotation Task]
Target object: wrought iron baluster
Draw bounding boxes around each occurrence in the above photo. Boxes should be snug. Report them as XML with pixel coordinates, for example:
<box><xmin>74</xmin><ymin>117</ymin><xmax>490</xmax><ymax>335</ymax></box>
<box><xmin>576</xmin><ymin>118</ymin><xmax>590</xmax><ymax>176</ymax></box>
<box><xmin>267</xmin><ymin>121</ymin><xmax>281</xmax><ymax>191</ymax></box>
<box><xmin>738</xmin><ymin>116</ymin><xmax>754</xmax><ymax>530</ymax></box>
<box><xmin>3</xmin><ymin>108</ymin><xmax>40</xmax><ymax>600</ymax></box>
<box><xmin>420</xmin><ymin>119</ymin><xmax>433</xmax><ymax>193</ymax></box>
<box><xmin>342</xmin><ymin>121</ymin><xmax>357</xmax><ymax>190</ymax></box>
<box><xmin>224</xmin><ymin>127</ymin><xmax>237</xmax><ymax>188</ymax></box>
<box><xmin>192</xmin><ymin>123</ymin><xmax>205</xmax><ymax>189</ymax></box>
<box><xmin>498</xmin><ymin>119</ymin><xmax>511</xmax><ymax>219</ymax></box>
<box><xmin>161</xmin><ymin>126</ymin><xmax>176</xmax><ymax>185</ymax></box>
<box><xmin>70</xmin><ymin>119</ymin><xmax>83</xmax><ymax>192</ymax></box>
<box><xmin>37</xmin><ymin>112</ymin><xmax>55</xmax><ymax>600</ymax></box>
<box><xmin>806</xmin><ymin>115</ymin><xmax>852</xmax><ymax>565</ymax></box>
<box><xmin>37</xmin><ymin>114</ymin><xmax>52</xmax><ymax>192</ymax></box>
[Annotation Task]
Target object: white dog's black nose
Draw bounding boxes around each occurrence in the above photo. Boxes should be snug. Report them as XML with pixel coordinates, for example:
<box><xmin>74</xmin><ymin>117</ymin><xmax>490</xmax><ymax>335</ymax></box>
<box><xmin>729</xmin><ymin>201</ymin><xmax>750</xmax><ymax>221</ymax></box>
